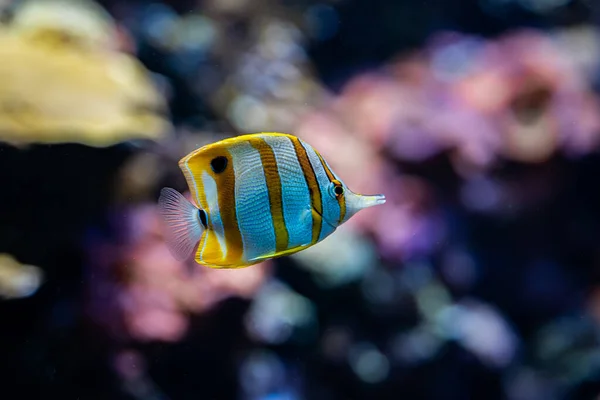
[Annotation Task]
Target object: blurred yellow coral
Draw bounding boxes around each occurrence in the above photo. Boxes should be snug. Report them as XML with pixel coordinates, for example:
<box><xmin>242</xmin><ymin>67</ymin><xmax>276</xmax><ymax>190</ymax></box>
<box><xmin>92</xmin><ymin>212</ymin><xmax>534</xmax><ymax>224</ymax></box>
<box><xmin>0</xmin><ymin>253</ymin><xmax>44</xmax><ymax>299</ymax></box>
<box><xmin>10</xmin><ymin>0</ymin><xmax>118</xmax><ymax>50</ymax></box>
<box><xmin>0</xmin><ymin>0</ymin><xmax>170</xmax><ymax>147</ymax></box>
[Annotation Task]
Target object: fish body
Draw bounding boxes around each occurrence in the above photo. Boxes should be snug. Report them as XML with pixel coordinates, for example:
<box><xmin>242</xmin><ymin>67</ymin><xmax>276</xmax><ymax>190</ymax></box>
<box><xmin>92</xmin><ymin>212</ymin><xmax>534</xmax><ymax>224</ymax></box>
<box><xmin>159</xmin><ymin>132</ymin><xmax>385</xmax><ymax>269</ymax></box>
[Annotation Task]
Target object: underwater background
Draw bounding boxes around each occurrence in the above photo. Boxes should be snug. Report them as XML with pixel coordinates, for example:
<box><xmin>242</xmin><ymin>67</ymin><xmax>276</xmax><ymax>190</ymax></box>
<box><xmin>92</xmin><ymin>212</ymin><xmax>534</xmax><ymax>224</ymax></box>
<box><xmin>1</xmin><ymin>0</ymin><xmax>600</xmax><ymax>399</ymax></box>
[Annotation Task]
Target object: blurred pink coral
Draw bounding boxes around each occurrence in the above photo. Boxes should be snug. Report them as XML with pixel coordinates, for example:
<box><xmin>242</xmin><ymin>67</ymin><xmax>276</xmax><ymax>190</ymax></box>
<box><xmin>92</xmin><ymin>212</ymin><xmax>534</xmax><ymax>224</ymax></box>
<box><xmin>320</xmin><ymin>28</ymin><xmax>600</xmax><ymax>175</ymax></box>
<box><xmin>333</xmin><ymin>60</ymin><xmax>445</xmax><ymax>162</ymax></box>
<box><xmin>88</xmin><ymin>201</ymin><xmax>271</xmax><ymax>343</ymax></box>
<box><xmin>434</xmin><ymin>29</ymin><xmax>600</xmax><ymax>170</ymax></box>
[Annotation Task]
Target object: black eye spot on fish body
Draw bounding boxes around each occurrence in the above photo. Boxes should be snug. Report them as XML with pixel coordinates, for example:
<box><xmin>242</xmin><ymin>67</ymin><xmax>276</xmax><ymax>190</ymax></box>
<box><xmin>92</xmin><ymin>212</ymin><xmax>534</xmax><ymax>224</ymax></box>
<box><xmin>198</xmin><ymin>209</ymin><xmax>208</xmax><ymax>228</ymax></box>
<box><xmin>210</xmin><ymin>156</ymin><xmax>228</xmax><ymax>173</ymax></box>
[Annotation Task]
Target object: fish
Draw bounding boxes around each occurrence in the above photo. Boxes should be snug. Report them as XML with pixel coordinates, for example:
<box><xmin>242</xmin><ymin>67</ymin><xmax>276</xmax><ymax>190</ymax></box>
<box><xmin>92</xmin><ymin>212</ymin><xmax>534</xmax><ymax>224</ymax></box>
<box><xmin>158</xmin><ymin>132</ymin><xmax>386</xmax><ymax>269</ymax></box>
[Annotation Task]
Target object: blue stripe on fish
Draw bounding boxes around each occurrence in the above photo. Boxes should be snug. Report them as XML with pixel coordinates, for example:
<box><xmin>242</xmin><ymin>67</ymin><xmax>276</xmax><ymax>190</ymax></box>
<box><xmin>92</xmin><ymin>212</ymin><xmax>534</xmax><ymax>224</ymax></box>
<box><xmin>229</xmin><ymin>142</ymin><xmax>277</xmax><ymax>261</ymax></box>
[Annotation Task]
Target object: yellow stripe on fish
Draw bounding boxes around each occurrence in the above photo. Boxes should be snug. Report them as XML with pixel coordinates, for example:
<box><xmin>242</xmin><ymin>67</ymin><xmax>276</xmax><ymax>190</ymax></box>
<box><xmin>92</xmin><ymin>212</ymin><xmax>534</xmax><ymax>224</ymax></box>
<box><xmin>158</xmin><ymin>132</ymin><xmax>386</xmax><ymax>269</ymax></box>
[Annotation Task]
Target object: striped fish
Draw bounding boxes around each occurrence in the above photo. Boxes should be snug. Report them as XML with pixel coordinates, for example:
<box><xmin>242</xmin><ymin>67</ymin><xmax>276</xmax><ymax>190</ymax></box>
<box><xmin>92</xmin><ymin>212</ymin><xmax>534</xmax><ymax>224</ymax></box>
<box><xmin>158</xmin><ymin>132</ymin><xmax>386</xmax><ymax>268</ymax></box>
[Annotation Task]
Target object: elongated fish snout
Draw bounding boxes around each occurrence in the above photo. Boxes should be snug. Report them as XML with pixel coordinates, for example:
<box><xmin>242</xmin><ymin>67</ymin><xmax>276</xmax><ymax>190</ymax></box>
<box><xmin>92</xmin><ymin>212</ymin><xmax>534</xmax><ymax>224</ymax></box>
<box><xmin>345</xmin><ymin>190</ymin><xmax>386</xmax><ymax>217</ymax></box>
<box><xmin>356</xmin><ymin>193</ymin><xmax>386</xmax><ymax>208</ymax></box>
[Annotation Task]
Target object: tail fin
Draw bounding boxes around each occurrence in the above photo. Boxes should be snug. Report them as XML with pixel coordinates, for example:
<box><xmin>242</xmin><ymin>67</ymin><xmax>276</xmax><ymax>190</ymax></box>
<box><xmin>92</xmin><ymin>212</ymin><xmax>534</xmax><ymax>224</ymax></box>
<box><xmin>158</xmin><ymin>187</ymin><xmax>204</xmax><ymax>261</ymax></box>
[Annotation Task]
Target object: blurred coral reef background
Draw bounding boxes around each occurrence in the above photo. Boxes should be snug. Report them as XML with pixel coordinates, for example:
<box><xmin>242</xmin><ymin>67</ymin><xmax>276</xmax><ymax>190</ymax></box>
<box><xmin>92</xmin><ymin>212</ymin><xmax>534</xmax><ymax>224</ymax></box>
<box><xmin>2</xmin><ymin>0</ymin><xmax>600</xmax><ymax>399</ymax></box>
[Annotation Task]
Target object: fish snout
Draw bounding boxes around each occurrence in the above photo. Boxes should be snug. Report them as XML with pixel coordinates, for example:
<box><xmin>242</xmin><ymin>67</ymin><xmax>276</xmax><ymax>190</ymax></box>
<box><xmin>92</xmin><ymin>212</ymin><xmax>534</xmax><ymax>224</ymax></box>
<box><xmin>344</xmin><ymin>189</ymin><xmax>386</xmax><ymax>219</ymax></box>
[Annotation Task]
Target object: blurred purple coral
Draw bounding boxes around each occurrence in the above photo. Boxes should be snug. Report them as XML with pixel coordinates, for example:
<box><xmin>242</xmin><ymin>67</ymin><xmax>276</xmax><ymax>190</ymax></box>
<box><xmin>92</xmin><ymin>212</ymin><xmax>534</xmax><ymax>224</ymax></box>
<box><xmin>369</xmin><ymin>176</ymin><xmax>446</xmax><ymax>262</ymax></box>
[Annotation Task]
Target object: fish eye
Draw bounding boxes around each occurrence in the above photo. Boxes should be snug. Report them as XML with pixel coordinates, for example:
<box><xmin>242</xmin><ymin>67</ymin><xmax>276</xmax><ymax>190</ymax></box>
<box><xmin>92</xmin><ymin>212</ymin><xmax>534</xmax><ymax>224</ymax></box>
<box><xmin>198</xmin><ymin>209</ymin><xmax>208</xmax><ymax>228</ymax></box>
<box><xmin>330</xmin><ymin>180</ymin><xmax>344</xmax><ymax>198</ymax></box>
<box><xmin>210</xmin><ymin>156</ymin><xmax>228</xmax><ymax>173</ymax></box>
